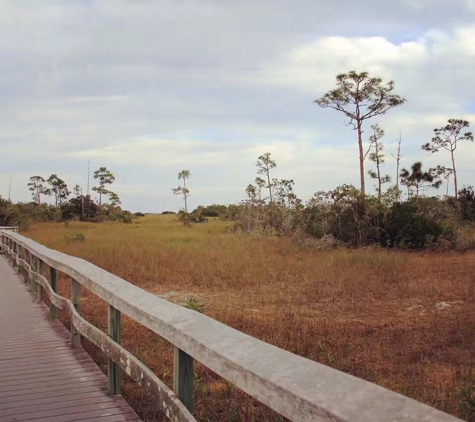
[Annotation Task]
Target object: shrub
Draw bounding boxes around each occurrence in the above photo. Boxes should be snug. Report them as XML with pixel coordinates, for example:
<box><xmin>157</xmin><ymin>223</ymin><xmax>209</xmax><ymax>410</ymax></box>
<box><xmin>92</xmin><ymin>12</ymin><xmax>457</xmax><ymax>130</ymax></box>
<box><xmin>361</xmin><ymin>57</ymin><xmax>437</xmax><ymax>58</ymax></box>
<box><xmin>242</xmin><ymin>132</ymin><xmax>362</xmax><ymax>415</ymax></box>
<box><xmin>192</xmin><ymin>204</ymin><xmax>229</xmax><ymax>217</ymax></box>
<box><xmin>66</xmin><ymin>232</ymin><xmax>85</xmax><ymax>243</ymax></box>
<box><xmin>458</xmin><ymin>186</ymin><xmax>475</xmax><ymax>221</ymax></box>
<box><xmin>382</xmin><ymin>198</ymin><xmax>456</xmax><ymax>249</ymax></box>
<box><xmin>178</xmin><ymin>210</ymin><xmax>207</xmax><ymax>226</ymax></box>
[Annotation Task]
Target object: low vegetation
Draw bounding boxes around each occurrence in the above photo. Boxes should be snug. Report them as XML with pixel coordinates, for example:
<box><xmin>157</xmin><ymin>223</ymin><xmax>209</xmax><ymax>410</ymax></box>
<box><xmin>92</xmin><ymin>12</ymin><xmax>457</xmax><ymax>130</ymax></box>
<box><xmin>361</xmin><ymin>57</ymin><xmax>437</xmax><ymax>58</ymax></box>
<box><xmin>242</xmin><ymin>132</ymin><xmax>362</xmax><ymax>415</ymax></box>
<box><xmin>24</xmin><ymin>215</ymin><xmax>475</xmax><ymax>421</ymax></box>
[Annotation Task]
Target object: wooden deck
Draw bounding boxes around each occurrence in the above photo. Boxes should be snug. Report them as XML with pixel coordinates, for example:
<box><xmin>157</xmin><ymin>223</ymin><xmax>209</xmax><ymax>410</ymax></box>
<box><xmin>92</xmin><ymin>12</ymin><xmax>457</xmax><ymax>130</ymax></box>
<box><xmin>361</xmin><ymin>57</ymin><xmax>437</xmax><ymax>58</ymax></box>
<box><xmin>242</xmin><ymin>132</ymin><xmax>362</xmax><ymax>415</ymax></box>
<box><xmin>0</xmin><ymin>256</ymin><xmax>141</xmax><ymax>422</ymax></box>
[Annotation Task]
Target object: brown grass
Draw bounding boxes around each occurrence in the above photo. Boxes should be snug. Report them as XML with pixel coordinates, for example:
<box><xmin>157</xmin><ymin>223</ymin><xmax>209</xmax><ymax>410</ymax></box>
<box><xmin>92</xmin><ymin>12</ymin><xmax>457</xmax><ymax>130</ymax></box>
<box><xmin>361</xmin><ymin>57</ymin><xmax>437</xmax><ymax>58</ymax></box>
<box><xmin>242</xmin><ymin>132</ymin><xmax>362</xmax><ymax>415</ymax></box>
<box><xmin>23</xmin><ymin>215</ymin><xmax>475</xmax><ymax>421</ymax></box>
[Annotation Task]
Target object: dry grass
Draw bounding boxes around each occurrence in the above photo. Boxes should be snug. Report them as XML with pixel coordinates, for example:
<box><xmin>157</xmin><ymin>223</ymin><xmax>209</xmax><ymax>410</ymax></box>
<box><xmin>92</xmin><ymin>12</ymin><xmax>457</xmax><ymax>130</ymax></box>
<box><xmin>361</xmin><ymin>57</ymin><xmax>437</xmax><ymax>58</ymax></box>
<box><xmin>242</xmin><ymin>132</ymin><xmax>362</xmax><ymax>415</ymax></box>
<box><xmin>24</xmin><ymin>215</ymin><xmax>475</xmax><ymax>421</ymax></box>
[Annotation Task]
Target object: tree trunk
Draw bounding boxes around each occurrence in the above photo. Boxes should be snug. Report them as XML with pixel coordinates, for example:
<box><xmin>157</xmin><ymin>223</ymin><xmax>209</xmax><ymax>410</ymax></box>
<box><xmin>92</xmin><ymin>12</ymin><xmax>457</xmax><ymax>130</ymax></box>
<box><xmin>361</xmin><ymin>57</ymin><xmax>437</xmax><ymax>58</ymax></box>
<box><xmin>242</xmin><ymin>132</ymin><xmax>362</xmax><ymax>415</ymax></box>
<box><xmin>357</xmin><ymin>123</ymin><xmax>365</xmax><ymax>195</ymax></box>
<box><xmin>395</xmin><ymin>134</ymin><xmax>401</xmax><ymax>201</ymax></box>
<box><xmin>183</xmin><ymin>178</ymin><xmax>188</xmax><ymax>213</ymax></box>
<box><xmin>267</xmin><ymin>171</ymin><xmax>273</xmax><ymax>203</ymax></box>
<box><xmin>99</xmin><ymin>190</ymin><xmax>102</xmax><ymax>207</ymax></box>
<box><xmin>396</xmin><ymin>160</ymin><xmax>400</xmax><ymax>201</ymax></box>
<box><xmin>376</xmin><ymin>155</ymin><xmax>381</xmax><ymax>202</ymax></box>
<box><xmin>451</xmin><ymin>151</ymin><xmax>458</xmax><ymax>199</ymax></box>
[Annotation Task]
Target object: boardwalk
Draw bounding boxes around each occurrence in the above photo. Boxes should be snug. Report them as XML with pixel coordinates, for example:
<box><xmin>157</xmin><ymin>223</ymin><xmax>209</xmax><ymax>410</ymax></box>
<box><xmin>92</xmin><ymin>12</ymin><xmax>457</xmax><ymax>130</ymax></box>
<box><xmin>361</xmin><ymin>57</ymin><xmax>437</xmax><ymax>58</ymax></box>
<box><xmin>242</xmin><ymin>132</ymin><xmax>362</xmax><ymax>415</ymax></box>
<box><xmin>0</xmin><ymin>256</ymin><xmax>140</xmax><ymax>422</ymax></box>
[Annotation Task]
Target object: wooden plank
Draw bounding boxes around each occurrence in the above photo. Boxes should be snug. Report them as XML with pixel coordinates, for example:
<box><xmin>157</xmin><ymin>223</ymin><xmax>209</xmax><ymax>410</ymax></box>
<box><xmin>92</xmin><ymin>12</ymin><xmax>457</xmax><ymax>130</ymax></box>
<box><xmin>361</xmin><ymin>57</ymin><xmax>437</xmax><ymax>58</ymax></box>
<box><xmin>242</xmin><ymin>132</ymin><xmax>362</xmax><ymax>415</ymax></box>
<box><xmin>0</xmin><ymin>367</ymin><xmax>104</xmax><ymax>386</ymax></box>
<box><xmin>0</xmin><ymin>373</ymin><xmax>105</xmax><ymax>390</ymax></box>
<box><xmin>0</xmin><ymin>379</ymin><xmax>105</xmax><ymax>398</ymax></box>
<box><xmin>0</xmin><ymin>347</ymin><xmax>86</xmax><ymax>362</ymax></box>
<box><xmin>0</xmin><ymin>361</ymin><xmax>102</xmax><ymax>378</ymax></box>
<box><xmin>0</xmin><ymin>391</ymin><xmax>110</xmax><ymax>411</ymax></box>
<box><xmin>18</xmin><ymin>405</ymin><xmax>136</xmax><ymax>422</ymax></box>
<box><xmin>108</xmin><ymin>305</ymin><xmax>122</xmax><ymax>396</ymax></box>
<box><xmin>0</xmin><ymin>395</ymin><xmax>123</xmax><ymax>418</ymax></box>
<box><xmin>0</xmin><ymin>338</ymin><xmax>69</xmax><ymax>348</ymax></box>
<box><xmin>0</xmin><ymin>355</ymin><xmax>97</xmax><ymax>371</ymax></box>
<box><xmin>0</xmin><ymin>400</ymin><xmax>132</xmax><ymax>422</ymax></box>
<box><xmin>0</xmin><ymin>384</ymin><xmax>107</xmax><ymax>406</ymax></box>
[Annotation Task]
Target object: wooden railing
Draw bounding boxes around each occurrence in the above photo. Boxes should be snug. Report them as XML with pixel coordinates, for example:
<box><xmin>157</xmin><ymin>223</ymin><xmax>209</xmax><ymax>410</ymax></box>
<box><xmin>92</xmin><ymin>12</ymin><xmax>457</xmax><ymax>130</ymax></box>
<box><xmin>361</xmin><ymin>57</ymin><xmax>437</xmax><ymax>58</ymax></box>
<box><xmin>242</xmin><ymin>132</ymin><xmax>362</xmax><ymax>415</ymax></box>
<box><xmin>0</xmin><ymin>225</ymin><xmax>18</xmax><ymax>233</ymax></box>
<box><xmin>0</xmin><ymin>230</ymin><xmax>460</xmax><ymax>422</ymax></box>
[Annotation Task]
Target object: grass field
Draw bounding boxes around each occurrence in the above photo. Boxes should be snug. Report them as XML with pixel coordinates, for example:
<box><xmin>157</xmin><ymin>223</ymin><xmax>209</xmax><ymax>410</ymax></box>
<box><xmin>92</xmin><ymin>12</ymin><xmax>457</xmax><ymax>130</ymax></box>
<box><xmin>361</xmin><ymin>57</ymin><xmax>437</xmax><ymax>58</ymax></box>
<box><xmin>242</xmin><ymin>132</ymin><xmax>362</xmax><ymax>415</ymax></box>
<box><xmin>24</xmin><ymin>215</ymin><xmax>475</xmax><ymax>421</ymax></box>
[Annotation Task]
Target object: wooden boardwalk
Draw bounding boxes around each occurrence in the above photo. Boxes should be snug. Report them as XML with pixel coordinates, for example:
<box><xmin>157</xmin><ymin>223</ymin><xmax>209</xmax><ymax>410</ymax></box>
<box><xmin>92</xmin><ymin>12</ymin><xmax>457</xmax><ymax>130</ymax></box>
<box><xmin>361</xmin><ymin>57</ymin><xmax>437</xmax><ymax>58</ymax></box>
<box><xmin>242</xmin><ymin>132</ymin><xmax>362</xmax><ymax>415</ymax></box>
<box><xmin>0</xmin><ymin>256</ymin><xmax>141</xmax><ymax>422</ymax></box>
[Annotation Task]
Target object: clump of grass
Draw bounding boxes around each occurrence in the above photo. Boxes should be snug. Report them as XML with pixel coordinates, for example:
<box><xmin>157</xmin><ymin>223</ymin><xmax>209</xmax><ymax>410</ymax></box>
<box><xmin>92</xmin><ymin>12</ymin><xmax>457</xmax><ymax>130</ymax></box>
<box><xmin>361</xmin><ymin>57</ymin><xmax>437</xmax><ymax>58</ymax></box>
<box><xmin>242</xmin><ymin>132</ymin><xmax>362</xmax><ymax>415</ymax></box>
<box><xmin>65</xmin><ymin>231</ymin><xmax>85</xmax><ymax>243</ymax></box>
<box><xmin>185</xmin><ymin>297</ymin><xmax>205</xmax><ymax>313</ymax></box>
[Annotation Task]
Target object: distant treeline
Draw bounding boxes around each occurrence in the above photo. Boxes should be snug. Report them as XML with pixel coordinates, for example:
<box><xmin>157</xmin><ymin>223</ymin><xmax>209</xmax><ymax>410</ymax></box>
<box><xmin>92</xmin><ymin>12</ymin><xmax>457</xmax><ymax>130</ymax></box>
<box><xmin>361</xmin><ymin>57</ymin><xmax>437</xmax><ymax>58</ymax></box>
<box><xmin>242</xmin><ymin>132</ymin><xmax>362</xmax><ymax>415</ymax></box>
<box><xmin>0</xmin><ymin>167</ymin><xmax>133</xmax><ymax>228</ymax></box>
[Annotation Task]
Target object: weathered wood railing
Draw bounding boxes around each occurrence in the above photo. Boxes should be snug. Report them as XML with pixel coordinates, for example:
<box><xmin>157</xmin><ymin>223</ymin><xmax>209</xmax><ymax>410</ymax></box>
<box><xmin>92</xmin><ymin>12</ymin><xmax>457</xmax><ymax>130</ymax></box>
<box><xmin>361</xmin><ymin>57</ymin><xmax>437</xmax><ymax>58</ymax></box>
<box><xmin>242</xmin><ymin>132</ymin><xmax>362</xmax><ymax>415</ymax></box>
<box><xmin>0</xmin><ymin>230</ymin><xmax>460</xmax><ymax>422</ymax></box>
<box><xmin>0</xmin><ymin>225</ymin><xmax>18</xmax><ymax>233</ymax></box>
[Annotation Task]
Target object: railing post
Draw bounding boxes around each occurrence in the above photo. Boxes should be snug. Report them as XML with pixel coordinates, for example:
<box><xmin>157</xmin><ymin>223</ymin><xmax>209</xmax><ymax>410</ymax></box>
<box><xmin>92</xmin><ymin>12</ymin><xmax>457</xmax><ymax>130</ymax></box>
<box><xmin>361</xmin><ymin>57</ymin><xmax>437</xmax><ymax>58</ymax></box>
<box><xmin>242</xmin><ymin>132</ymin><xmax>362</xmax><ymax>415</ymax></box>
<box><xmin>107</xmin><ymin>305</ymin><xmax>122</xmax><ymax>395</ymax></box>
<box><xmin>17</xmin><ymin>245</ymin><xmax>21</xmax><ymax>274</ymax></box>
<box><xmin>173</xmin><ymin>347</ymin><xmax>194</xmax><ymax>413</ymax></box>
<box><xmin>29</xmin><ymin>254</ymin><xmax>36</xmax><ymax>292</ymax></box>
<box><xmin>71</xmin><ymin>278</ymin><xmax>81</xmax><ymax>347</ymax></box>
<box><xmin>23</xmin><ymin>250</ymin><xmax>28</xmax><ymax>284</ymax></box>
<box><xmin>49</xmin><ymin>267</ymin><xmax>58</xmax><ymax>319</ymax></box>
<box><xmin>37</xmin><ymin>259</ymin><xmax>44</xmax><ymax>302</ymax></box>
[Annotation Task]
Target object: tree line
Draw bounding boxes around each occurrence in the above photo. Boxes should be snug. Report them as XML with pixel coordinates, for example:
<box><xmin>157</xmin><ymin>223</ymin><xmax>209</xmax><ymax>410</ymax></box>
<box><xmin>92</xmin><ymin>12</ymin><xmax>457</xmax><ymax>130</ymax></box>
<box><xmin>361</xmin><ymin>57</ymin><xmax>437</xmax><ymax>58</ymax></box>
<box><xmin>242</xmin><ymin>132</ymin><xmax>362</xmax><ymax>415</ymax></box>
<box><xmin>1</xmin><ymin>166</ymin><xmax>133</xmax><ymax>228</ymax></box>
<box><xmin>178</xmin><ymin>70</ymin><xmax>474</xmax><ymax>250</ymax></box>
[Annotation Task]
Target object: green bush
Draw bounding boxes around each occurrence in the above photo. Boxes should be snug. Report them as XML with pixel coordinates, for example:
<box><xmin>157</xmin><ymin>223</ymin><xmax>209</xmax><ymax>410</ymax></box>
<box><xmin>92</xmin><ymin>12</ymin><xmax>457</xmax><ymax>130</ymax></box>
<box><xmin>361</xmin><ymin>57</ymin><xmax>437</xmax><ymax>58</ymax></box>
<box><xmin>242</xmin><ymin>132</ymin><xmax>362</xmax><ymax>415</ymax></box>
<box><xmin>383</xmin><ymin>199</ymin><xmax>456</xmax><ymax>249</ymax></box>
<box><xmin>458</xmin><ymin>186</ymin><xmax>475</xmax><ymax>221</ymax></box>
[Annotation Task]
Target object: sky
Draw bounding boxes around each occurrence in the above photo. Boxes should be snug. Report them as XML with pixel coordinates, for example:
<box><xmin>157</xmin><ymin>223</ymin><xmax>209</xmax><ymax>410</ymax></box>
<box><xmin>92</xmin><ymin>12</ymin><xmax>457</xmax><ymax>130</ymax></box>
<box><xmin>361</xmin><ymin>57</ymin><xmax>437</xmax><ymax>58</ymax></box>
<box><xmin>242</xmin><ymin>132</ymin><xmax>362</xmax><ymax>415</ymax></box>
<box><xmin>0</xmin><ymin>0</ymin><xmax>474</xmax><ymax>212</ymax></box>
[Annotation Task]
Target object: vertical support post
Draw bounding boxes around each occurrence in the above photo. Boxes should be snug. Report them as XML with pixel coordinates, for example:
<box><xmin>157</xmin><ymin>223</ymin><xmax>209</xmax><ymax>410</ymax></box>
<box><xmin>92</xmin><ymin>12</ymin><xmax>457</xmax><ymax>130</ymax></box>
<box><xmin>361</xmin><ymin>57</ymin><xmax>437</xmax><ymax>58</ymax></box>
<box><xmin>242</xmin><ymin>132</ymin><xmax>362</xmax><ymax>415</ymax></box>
<box><xmin>173</xmin><ymin>347</ymin><xmax>194</xmax><ymax>413</ymax></box>
<box><xmin>23</xmin><ymin>250</ymin><xmax>28</xmax><ymax>284</ymax></box>
<box><xmin>107</xmin><ymin>305</ymin><xmax>122</xmax><ymax>395</ymax></box>
<box><xmin>71</xmin><ymin>279</ymin><xmax>81</xmax><ymax>347</ymax></box>
<box><xmin>37</xmin><ymin>259</ymin><xmax>44</xmax><ymax>302</ymax></box>
<box><xmin>49</xmin><ymin>267</ymin><xmax>58</xmax><ymax>319</ymax></box>
<box><xmin>17</xmin><ymin>245</ymin><xmax>21</xmax><ymax>274</ymax></box>
<box><xmin>29</xmin><ymin>254</ymin><xmax>36</xmax><ymax>292</ymax></box>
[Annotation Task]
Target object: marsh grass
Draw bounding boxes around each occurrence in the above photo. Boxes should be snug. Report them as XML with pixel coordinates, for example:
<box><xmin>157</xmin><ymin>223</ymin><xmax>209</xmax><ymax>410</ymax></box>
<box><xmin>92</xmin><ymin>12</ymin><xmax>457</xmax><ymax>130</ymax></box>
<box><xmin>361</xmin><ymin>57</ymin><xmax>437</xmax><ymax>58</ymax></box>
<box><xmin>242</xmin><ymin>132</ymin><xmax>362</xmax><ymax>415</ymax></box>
<box><xmin>25</xmin><ymin>215</ymin><xmax>475</xmax><ymax>421</ymax></box>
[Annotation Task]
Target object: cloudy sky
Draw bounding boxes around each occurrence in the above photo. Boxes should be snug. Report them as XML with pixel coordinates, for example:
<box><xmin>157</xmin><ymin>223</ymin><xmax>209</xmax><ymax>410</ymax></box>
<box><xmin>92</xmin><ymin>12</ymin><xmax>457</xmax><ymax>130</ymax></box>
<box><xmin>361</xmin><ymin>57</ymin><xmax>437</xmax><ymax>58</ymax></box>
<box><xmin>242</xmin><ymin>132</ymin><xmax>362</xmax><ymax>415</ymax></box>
<box><xmin>0</xmin><ymin>0</ymin><xmax>474</xmax><ymax>212</ymax></box>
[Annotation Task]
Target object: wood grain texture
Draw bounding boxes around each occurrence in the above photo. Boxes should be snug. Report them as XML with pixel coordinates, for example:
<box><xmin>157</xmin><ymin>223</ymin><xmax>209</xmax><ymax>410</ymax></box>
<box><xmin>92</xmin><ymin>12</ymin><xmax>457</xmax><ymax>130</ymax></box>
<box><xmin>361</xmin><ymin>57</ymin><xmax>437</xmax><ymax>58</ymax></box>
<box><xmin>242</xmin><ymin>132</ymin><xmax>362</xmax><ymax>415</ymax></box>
<box><xmin>0</xmin><ymin>255</ymin><xmax>141</xmax><ymax>422</ymax></box>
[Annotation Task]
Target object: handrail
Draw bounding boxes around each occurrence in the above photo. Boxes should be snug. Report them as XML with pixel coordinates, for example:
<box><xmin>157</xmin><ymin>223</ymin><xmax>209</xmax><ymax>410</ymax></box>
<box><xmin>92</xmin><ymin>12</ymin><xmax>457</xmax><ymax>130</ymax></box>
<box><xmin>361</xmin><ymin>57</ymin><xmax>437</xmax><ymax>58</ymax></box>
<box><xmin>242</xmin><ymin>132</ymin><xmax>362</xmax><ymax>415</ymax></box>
<box><xmin>0</xmin><ymin>225</ymin><xmax>18</xmax><ymax>232</ymax></box>
<box><xmin>0</xmin><ymin>230</ymin><xmax>460</xmax><ymax>422</ymax></box>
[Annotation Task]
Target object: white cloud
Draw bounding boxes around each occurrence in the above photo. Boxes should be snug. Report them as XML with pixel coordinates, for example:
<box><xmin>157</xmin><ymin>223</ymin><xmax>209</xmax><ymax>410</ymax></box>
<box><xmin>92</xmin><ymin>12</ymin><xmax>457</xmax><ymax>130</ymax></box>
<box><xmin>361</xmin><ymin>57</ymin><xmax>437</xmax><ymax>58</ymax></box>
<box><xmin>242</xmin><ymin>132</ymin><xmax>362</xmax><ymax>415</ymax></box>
<box><xmin>0</xmin><ymin>1</ymin><xmax>474</xmax><ymax>211</ymax></box>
